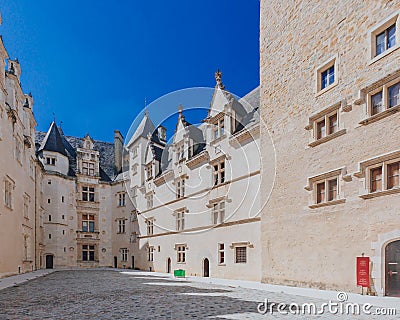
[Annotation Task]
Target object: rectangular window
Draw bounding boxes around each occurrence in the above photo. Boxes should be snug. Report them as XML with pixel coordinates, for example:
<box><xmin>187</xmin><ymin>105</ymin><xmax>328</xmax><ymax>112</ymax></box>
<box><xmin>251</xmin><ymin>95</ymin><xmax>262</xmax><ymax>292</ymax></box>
<box><xmin>370</xmin><ymin>166</ymin><xmax>383</xmax><ymax>193</ymax></box>
<box><xmin>121</xmin><ymin>248</ymin><xmax>128</xmax><ymax>262</ymax></box>
<box><xmin>375</xmin><ymin>23</ymin><xmax>396</xmax><ymax>56</ymax></box>
<box><xmin>82</xmin><ymin>245</ymin><xmax>95</xmax><ymax>261</ymax></box>
<box><xmin>212</xmin><ymin>201</ymin><xmax>225</xmax><ymax>224</ymax></box>
<box><xmin>316</xmin><ymin>182</ymin><xmax>325</xmax><ymax>204</ymax></box>
<box><xmin>176</xmin><ymin>144</ymin><xmax>184</xmax><ymax>162</ymax></box>
<box><xmin>176</xmin><ymin>211</ymin><xmax>185</xmax><ymax>231</ymax></box>
<box><xmin>4</xmin><ymin>178</ymin><xmax>13</xmax><ymax>209</ymax></box>
<box><xmin>146</xmin><ymin>193</ymin><xmax>153</xmax><ymax>209</ymax></box>
<box><xmin>315</xmin><ymin>177</ymin><xmax>339</xmax><ymax>204</ymax></box>
<box><xmin>146</xmin><ymin>163</ymin><xmax>152</xmax><ymax>180</ymax></box>
<box><xmin>235</xmin><ymin>246</ymin><xmax>247</xmax><ymax>264</ymax></box>
<box><xmin>147</xmin><ymin>246</ymin><xmax>154</xmax><ymax>261</ymax></box>
<box><xmin>177</xmin><ymin>245</ymin><xmax>186</xmax><ymax>263</ymax></box>
<box><xmin>46</xmin><ymin>157</ymin><xmax>56</xmax><ymax>165</ymax></box>
<box><xmin>213</xmin><ymin>160</ymin><xmax>225</xmax><ymax>186</ymax></box>
<box><xmin>117</xmin><ymin>219</ymin><xmax>126</xmax><ymax>234</ymax></box>
<box><xmin>367</xmin><ymin>79</ymin><xmax>400</xmax><ymax>116</ymax></box>
<box><xmin>316</xmin><ymin>119</ymin><xmax>326</xmax><ymax>140</ymax></box>
<box><xmin>388</xmin><ymin>82</ymin><xmax>400</xmax><ymax>108</ymax></box>
<box><xmin>314</xmin><ymin>110</ymin><xmax>339</xmax><ymax>140</ymax></box>
<box><xmin>118</xmin><ymin>193</ymin><xmax>126</xmax><ymax>207</ymax></box>
<box><xmin>327</xmin><ymin>178</ymin><xmax>338</xmax><ymax>201</ymax></box>
<box><xmin>176</xmin><ymin>178</ymin><xmax>185</xmax><ymax>199</ymax></box>
<box><xmin>387</xmin><ymin>162</ymin><xmax>400</xmax><ymax>189</ymax></box>
<box><xmin>218</xmin><ymin>243</ymin><xmax>225</xmax><ymax>264</ymax></box>
<box><xmin>213</xmin><ymin>118</ymin><xmax>225</xmax><ymax>140</ymax></box>
<box><xmin>82</xmin><ymin>161</ymin><xmax>95</xmax><ymax>176</ymax></box>
<box><xmin>82</xmin><ymin>214</ymin><xmax>95</xmax><ymax>232</ymax></box>
<box><xmin>146</xmin><ymin>219</ymin><xmax>154</xmax><ymax>235</ymax></box>
<box><xmin>321</xmin><ymin>65</ymin><xmax>335</xmax><ymax>90</ymax></box>
<box><xmin>82</xmin><ymin>186</ymin><xmax>95</xmax><ymax>202</ymax></box>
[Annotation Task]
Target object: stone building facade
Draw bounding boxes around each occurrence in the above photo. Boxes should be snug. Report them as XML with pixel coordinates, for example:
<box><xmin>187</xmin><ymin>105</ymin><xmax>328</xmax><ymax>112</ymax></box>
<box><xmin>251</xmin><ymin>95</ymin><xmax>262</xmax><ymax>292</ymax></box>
<box><xmin>125</xmin><ymin>75</ymin><xmax>261</xmax><ymax>280</ymax></box>
<box><xmin>260</xmin><ymin>0</ymin><xmax>400</xmax><ymax>296</ymax></box>
<box><xmin>35</xmin><ymin>124</ymin><xmax>138</xmax><ymax>269</ymax></box>
<box><xmin>0</xmin><ymin>27</ymin><xmax>42</xmax><ymax>277</ymax></box>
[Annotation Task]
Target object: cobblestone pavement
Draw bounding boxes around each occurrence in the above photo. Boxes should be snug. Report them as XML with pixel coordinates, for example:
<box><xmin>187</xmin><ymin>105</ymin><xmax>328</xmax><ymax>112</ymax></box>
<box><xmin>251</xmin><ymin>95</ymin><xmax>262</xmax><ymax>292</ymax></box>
<box><xmin>0</xmin><ymin>270</ymin><xmax>398</xmax><ymax>319</ymax></box>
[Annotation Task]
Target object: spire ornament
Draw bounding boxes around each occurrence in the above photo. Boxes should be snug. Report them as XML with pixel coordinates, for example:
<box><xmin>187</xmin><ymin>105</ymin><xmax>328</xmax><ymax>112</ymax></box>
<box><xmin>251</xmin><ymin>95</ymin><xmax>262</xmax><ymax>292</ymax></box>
<box><xmin>215</xmin><ymin>69</ymin><xmax>225</xmax><ymax>90</ymax></box>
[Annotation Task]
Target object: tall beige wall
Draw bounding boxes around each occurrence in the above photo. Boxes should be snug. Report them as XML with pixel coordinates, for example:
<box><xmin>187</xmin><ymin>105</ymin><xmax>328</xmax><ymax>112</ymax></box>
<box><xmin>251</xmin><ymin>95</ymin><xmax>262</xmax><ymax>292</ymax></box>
<box><xmin>260</xmin><ymin>0</ymin><xmax>400</xmax><ymax>294</ymax></box>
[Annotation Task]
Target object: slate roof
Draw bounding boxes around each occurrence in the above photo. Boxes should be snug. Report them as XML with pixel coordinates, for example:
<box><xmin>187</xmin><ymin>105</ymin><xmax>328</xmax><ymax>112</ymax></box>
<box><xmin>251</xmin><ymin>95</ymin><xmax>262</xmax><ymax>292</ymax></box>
<box><xmin>36</xmin><ymin>123</ymin><xmax>116</xmax><ymax>182</ymax></box>
<box><xmin>38</xmin><ymin>122</ymin><xmax>67</xmax><ymax>156</ymax></box>
<box><xmin>127</xmin><ymin>113</ymin><xmax>156</xmax><ymax>146</ymax></box>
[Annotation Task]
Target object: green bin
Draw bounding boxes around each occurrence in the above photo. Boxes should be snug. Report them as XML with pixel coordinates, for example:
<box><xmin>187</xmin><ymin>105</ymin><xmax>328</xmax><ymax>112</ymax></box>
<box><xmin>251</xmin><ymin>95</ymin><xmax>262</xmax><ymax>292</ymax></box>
<box><xmin>174</xmin><ymin>269</ymin><xmax>185</xmax><ymax>277</ymax></box>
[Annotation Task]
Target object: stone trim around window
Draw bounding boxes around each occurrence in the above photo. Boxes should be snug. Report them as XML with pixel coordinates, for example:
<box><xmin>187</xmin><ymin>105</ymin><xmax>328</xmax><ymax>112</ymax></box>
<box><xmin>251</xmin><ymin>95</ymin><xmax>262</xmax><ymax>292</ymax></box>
<box><xmin>354</xmin><ymin>150</ymin><xmax>400</xmax><ymax>199</ymax></box>
<box><xmin>305</xmin><ymin>100</ymin><xmax>347</xmax><ymax>147</ymax></box>
<box><xmin>305</xmin><ymin>167</ymin><xmax>349</xmax><ymax>209</ymax></box>
<box><xmin>315</xmin><ymin>55</ymin><xmax>339</xmax><ymax>96</ymax></box>
<box><xmin>358</xmin><ymin>74</ymin><xmax>400</xmax><ymax>125</ymax></box>
<box><xmin>368</xmin><ymin>11</ymin><xmax>400</xmax><ymax>64</ymax></box>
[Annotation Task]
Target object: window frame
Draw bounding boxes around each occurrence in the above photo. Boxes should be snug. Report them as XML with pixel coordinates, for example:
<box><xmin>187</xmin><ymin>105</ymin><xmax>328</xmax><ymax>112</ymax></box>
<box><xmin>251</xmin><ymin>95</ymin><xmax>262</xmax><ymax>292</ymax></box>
<box><xmin>175</xmin><ymin>210</ymin><xmax>185</xmax><ymax>231</ymax></box>
<box><xmin>117</xmin><ymin>218</ymin><xmax>126</xmax><ymax>234</ymax></box>
<box><xmin>212</xmin><ymin>201</ymin><xmax>225</xmax><ymax>225</ymax></box>
<box><xmin>146</xmin><ymin>218</ymin><xmax>154</xmax><ymax>236</ymax></box>
<box><xmin>316</xmin><ymin>57</ymin><xmax>338</xmax><ymax>95</ymax></box>
<box><xmin>177</xmin><ymin>245</ymin><xmax>186</xmax><ymax>263</ymax></box>
<box><xmin>369</xmin><ymin>13</ymin><xmax>399</xmax><ymax>62</ymax></box>
<box><xmin>82</xmin><ymin>186</ymin><xmax>95</xmax><ymax>202</ymax></box>
<box><xmin>176</xmin><ymin>177</ymin><xmax>185</xmax><ymax>199</ymax></box>
<box><xmin>82</xmin><ymin>244</ymin><xmax>95</xmax><ymax>261</ymax></box>
<box><xmin>147</xmin><ymin>246</ymin><xmax>154</xmax><ymax>262</ymax></box>
<box><xmin>218</xmin><ymin>243</ymin><xmax>225</xmax><ymax>265</ymax></box>
<box><xmin>367</xmin><ymin>78</ymin><xmax>400</xmax><ymax>116</ymax></box>
<box><xmin>234</xmin><ymin>246</ymin><xmax>247</xmax><ymax>264</ymax></box>
<box><xmin>213</xmin><ymin>160</ymin><xmax>225</xmax><ymax>186</ymax></box>
<box><xmin>82</xmin><ymin>214</ymin><xmax>95</xmax><ymax>232</ymax></box>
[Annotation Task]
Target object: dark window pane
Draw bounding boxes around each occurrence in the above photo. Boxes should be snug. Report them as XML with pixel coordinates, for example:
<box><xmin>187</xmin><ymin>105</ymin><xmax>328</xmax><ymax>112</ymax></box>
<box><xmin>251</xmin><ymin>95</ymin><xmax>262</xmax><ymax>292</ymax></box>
<box><xmin>389</xmin><ymin>82</ymin><xmax>400</xmax><ymax>108</ymax></box>
<box><xmin>371</xmin><ymin>91</ymin><xmax>383</xmax><ymax>115</ymax></box>
<box><xmin>388</xmin><ymin>24</ymin><xmax>396</xmax><ymax>49</ymax></box>
<box><xmin>376</xmin><ymin>31</ymin><xmax>386</xmax><ymax>55</ymax></box>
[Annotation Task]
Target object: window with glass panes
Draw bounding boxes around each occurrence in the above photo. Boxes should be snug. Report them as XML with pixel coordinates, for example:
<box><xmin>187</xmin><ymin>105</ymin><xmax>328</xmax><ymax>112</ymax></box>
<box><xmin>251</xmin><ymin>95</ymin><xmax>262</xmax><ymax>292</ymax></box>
<box><xmin>212</xmin><ymin>201</ymin><xmax>225</xmax><ymax>224</ymax></box>
<box><xmin>176</xmin><ymin>178</ymin><xmax>185</xmax><ymax>199</ymax></box>
<box><xmin>82</xmin><ymin>245</ymin><xmax>95</xmax><ymax>261</ymax></box>
<box><xmin>315</xmin><ymin>177</ymin><xmax>338</xmax><ymax>204</ymax></box>
<box><xmin>213</xmin><ymin>160</ymin><xmax>225</xmax><ymax>185</ymax></box>
<box><xmin>82</xmin><ymin>186</ymin><xmax>95</xmax><ymax>202</ymax></box>
<box><xmin>213</xmin><ymin>118</ymin><xmax>225</xmax><ymax>139</ymax></box>
<box><xmin>375</xmin><ymin>23</ymin><xmax>396</xmax><ymax>56</ymax></box>
<box><xmin>82</xmin><ymin>214</ymin><xmax>95</xmax><ymax>232</ymax></box>
<box><xmin>82</xmin><ymin>161</ymin><xmax>95</xmax><ymax>176</ymax></box>
<box><xmin>177</xmin><ymin>245</ymin><xmax>186</xmax><ymax>263</ymax></box>
<box><xmin>368</xmin><ymin>79</ymin><xmax>400</xmax><ymax>116</ymax></box>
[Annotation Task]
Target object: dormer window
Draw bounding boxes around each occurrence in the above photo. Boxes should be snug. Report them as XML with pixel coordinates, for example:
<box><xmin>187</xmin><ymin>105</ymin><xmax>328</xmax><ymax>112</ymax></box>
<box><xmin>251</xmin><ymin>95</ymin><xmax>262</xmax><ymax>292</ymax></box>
<box><xmin>82</xmin><ymin>161</ymin><xmax>95</xmax><ymax>176</ymax></box>
<box><xmin>146</xmin><ymin>163</ymin><xmax>153</xmax><ymax>180</ymax></box>
<box><xmin>46</xmin><ymin>157</ymin><xmax>56</xmax><ymax>166</ymax></box>
<box><xmin>213</xmin><ymin>118</ymin><xmax>224</xmax><ymax>140</ymax></box>
<box><xmin>176</xmin><ymin>143</ymin><xmax>184</xmax><ymax>162</ymax></box>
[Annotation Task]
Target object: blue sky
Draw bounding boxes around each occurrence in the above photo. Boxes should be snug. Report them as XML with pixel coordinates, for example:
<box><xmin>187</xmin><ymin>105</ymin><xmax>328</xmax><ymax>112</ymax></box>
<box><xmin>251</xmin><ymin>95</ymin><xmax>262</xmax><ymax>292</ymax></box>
<box><xmin>0</xmin><ymin>1</ymin><xmax>260</xmax><ymax>142</ymax></box>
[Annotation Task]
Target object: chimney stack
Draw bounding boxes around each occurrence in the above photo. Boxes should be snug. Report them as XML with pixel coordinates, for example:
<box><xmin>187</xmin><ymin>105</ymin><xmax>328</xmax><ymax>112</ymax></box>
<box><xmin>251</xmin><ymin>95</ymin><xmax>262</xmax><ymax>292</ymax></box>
<box><xmin>114</xmin><ymin>130</ymin><xmax>124</xmax><ymax>175</ymax></box>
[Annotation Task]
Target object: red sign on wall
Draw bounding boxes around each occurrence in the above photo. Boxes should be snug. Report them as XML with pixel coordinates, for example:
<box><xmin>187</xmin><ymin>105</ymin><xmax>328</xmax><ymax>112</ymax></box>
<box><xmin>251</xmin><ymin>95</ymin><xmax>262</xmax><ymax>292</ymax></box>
<box><xmin>356</xmin><ymin>257</ymin><xmax>370</xmax><ymax>288</ymax></box>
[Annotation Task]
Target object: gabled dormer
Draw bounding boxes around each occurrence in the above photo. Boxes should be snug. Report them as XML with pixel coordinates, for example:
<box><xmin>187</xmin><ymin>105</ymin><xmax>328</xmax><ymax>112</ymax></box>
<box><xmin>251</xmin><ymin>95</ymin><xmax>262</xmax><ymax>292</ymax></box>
<box><xmin>205</xmin><ymin>70</ymin><xmax>248</xmax><ymax>142</ymax></box>
<box><xmin>76</xmin><ymin>134</ymin><xmax>100</xmax><ymax>177</ymax></box>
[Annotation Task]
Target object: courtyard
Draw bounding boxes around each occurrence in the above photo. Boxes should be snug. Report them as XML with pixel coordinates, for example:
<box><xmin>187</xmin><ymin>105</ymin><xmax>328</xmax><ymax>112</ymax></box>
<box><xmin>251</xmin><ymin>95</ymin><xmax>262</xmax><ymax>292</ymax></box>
<box><xmin>0</xmin><ymin>270</ymin><xmax>399</xmax><ymax>319</ymax></box>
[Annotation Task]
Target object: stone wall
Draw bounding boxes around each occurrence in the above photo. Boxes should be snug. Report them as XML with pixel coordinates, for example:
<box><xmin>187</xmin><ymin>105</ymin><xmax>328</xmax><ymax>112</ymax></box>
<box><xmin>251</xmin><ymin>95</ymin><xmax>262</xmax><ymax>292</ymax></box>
<box><xmin>260</xmin><ymin>0</ymin><xmax>400</xmax><ymax>295</ymax></box>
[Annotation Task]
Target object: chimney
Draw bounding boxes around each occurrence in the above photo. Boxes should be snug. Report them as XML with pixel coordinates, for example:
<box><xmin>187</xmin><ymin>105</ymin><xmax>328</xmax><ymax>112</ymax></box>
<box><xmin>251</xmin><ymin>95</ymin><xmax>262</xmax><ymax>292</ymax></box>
<box><xmin>114</xmin><ymin>130</ymin><xmax>124</xmax><ymax>175</ymax></box>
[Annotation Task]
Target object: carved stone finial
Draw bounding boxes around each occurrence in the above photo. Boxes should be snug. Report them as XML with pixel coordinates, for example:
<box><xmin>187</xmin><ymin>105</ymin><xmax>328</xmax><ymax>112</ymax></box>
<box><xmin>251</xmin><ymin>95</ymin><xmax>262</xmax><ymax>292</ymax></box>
<box><xmin>215</xmin><ymin>69</ymin><xmax>225</xmax><ymax>90</ymax></box>
<box><xmin>147</xmin><ymin>132</ymin><xmax>152</xmax><ymax>140</ymax></box>
<box><xmin>178</xmin><ymin>104</ymin><xmax>183</xmax><ymax>116</ymax></box>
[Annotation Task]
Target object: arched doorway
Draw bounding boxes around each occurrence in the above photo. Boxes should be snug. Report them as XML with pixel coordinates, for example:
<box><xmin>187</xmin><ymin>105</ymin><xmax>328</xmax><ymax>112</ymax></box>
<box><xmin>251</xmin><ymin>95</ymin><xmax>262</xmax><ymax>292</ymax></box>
<box><xmin>385</xmin><ymin>240</ymin><xmax>400</xmax><ymax>296</ymax></box>
<box><xmin>45</xmin><ymin>255</ymin><xmax>53</xmax><ymax>269</ymax></box>
<box><xmin>166</xmin><ymin>257</ymin><xmax>171</xmax><ymax>273</ymax></box>
<box><xmin>203</xmin><ymin>258</ymin><xmax>210</xmax><ymax>277</ymax></box>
